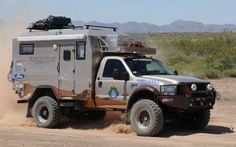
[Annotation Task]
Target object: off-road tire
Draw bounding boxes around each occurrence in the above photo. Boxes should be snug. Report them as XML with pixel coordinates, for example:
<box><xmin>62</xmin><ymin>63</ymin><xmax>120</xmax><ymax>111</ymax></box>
<box><xmin>181</xmin><ymin>110</ymin><xmax>210</xmax><ymax>130</ymax></box>
<box><xmin>130</xmin><ymin>99</ymin><xmax>164</xmax><ymax>136</ymax></box>
<box><xmin>32</xmin><ymin>96</ymin><xmax>60</xmax><ymax>128</ymax></box>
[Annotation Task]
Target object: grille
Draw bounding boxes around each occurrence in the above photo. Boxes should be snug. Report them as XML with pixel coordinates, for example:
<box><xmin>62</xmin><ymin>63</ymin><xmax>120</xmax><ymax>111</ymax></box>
<box><xmin>176</xmin><ymin>85</ymin><xmax>184</xmax><ymax>96</ymax></box>
<box><xmin>187</xmin><ymin>83</ymin><xmax>207</xmax><ymax>91</ymax></box>
<box><xmin>176</xmin><ymin>83</ymin><xmax>210</xmax><ymax>98</ymax></box>
<box><xmin>191</xmin><ymin>92</ymin><xmax>209</xmax><ymax>98</ymax></box>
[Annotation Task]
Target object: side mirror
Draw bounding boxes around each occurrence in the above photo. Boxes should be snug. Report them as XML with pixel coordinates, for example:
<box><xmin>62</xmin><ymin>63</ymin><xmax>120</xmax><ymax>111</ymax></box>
<box><xmin>174</xmin><ymin>70</ymin><xmax>179</xmax><ymax>75</ymax></box>
<box><xmin>113</xmin><ymin>69</ymin><xmax>129</xmax><ymax>81</ymax></box>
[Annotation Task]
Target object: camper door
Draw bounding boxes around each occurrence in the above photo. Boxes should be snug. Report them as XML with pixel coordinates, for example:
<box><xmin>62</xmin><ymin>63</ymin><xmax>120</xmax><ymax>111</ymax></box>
<box><xmin>59</xmin><ymin>44</ymin><xmax>75</xmax><ymax>97</ymax></box>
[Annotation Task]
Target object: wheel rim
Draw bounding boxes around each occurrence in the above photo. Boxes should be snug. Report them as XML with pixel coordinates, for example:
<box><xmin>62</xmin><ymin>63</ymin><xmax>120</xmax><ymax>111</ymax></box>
<box><xmin>36</xmin><ymin>104</ymin><xmax>49</xmax><ymax>123</ymax></box>
<box><xmin>135</xmin><ymin>108</ymin><xmax>151</xmax><ymax>129</ymax></box>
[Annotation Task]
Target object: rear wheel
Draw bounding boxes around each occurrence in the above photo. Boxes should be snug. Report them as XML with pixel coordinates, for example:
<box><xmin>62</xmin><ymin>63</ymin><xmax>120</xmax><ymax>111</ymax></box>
<box><xmin>130</xmin><ymin>99</ymin><xmax>164</xmax><ymax>136</ymax></box>
<box><xmin>32</xmin><ymin>96</ymin><xmax>60</xmax><ymax>128</ymax></box>
<box><xmin>181</xmin><ymin>110</ymin><xmax>210</xmax><ymax>129</ymax></box>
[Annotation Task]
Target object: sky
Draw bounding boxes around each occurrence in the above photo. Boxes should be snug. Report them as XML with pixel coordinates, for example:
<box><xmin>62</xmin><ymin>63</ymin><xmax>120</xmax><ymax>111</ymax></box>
<box><xmin>0</xmin><ymin>0</ymin><xmax>236</xmax><ymax>25</ymax></box>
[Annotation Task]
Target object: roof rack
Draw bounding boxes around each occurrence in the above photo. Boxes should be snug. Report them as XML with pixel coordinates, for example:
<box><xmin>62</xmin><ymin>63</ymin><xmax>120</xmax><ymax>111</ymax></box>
<box><xmin>26</xmin><ymin>16</ymin><xmax>119</xmax><ymax>32</ymax></box>
<box><xmin>85</xmin><ymin>25</ymin><xmax>118</xmax><ymax>32</ymax></box>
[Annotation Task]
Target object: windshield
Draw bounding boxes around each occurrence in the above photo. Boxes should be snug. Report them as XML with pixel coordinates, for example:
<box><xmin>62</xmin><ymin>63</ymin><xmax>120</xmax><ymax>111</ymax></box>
<box><xmin>125</xmin><ymin>58</ymin><xmax>173</xmax><ymax>76</ymax></box>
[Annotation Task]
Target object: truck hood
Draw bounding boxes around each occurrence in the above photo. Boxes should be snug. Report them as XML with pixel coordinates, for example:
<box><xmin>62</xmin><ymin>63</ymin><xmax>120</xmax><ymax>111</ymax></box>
<box><xmin>142</xmin><ymin>75</ymin><xmax>206</xmax><ymax>85</ymax></box>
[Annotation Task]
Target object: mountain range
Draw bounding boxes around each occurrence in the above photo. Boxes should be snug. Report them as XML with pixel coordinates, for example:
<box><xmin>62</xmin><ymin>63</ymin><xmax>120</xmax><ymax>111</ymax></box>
<box><xmin>73</xmin><ymin>20</ymin><xmax>236</xmax><ymax>33</ymax></box>
<box><xmin>1</xmin><ymin>19</ymin><xmax>236</xmax><ymax>33</ymax></box>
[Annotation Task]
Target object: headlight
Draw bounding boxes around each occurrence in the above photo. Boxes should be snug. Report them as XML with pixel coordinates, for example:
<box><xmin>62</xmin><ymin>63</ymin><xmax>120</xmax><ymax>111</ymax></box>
<box><xmin>191</xmin><ymin>84</ymin><xmax>197</xmax><ymax>91</ymax></box>
<box><xmin>160</xmin><ymin>85</ymin><xmax>176</xmax><ymax>96</ymax></box>
<box><xmin>207</xmin><ymin>84</ymin><xmax>213</xmax><ymax>91</ymax></box>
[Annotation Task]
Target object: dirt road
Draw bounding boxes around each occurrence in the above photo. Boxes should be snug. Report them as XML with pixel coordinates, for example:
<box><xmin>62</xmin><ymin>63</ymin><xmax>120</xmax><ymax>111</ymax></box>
<box><xmin>0</xmin><ymin>99</ymin><xmax>235</xmax><ymax>147</ymax></box>
<box><xmin>0</xmin><ymin>63</ymin><xmax>236</xmax><ymax>147</ymax></box>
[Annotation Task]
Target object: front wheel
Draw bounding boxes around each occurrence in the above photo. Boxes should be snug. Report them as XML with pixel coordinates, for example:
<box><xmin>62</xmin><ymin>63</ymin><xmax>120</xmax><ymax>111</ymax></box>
<box><xmin>130</xmin><ymin>99</ymin><xmax>164</xmax><ymax>136</ymax></box>
<box><xmin>32</xmin><ymin>96</ymin><xmax>60</xmax><ymax>128</ymax></box>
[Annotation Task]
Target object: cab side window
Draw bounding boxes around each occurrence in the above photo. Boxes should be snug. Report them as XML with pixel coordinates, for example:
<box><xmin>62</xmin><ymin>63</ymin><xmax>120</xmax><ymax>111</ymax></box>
<box><xmin>103</xmin><ymin>59</ymin><xmax>126</xmax><ymax>78</ymax></box>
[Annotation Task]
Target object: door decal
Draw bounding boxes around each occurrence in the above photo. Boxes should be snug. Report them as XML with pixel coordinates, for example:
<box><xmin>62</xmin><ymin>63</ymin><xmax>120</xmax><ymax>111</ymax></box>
<box><xmin>108</xmin><ymin>82</ymin><xmax>119</xmax><ymax>99</ymax></box>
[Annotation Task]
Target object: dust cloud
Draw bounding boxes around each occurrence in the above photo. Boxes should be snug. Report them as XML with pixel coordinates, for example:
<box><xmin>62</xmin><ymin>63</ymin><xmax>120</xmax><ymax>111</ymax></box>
<box><xmin>104</xmin><ymin>112</ymin><xmax>133</xmax><ymax>134</ymax></box>
<box><xmin>0</xmin><ymin>22</ymin><xmax>29</xmax><ymax>125</ymax></box>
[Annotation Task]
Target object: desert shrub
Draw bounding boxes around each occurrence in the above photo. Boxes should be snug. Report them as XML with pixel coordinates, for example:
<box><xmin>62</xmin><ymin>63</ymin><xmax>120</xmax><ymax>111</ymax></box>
<box><xmin>224</xmin><ymin>69</ymin><xmax>236</xmax><ymax>77</ymax></box>
<box><xmin>205</xmin><ymin>70</ymin><xmax>221</xmax><ymax>79</ymax></box>
<box><xmin>142</xmin><ymin>32</ymin><xmax>236</xmax><ymax>79</ymax></box>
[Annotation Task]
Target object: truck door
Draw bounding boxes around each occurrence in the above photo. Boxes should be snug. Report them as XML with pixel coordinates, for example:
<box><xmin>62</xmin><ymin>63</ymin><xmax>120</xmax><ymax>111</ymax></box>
<box><xmin>96</xmin><ymin>59</ymin><xmax>129</xmax><ymax>102</ymax></box>
<box><xmin>59</xmin><ymin>45</ymin><xmax>75</xmax><ymax>97</ymax></box>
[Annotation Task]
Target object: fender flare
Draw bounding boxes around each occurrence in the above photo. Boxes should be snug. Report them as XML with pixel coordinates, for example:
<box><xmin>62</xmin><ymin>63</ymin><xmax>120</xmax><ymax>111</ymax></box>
<box><xmin>27</xmin><ymin>85</ymin><xmax>58</xmax><ymax>117</ymax></box>
<box><xmin>29</xmin><ymin>85</ymin><xmax>58</xmax><ymax>99</ymax></box>
<box><xmin>126</xmin><ymin>85</ymin><xmax>160</xmax><ymax>111</ymax></box>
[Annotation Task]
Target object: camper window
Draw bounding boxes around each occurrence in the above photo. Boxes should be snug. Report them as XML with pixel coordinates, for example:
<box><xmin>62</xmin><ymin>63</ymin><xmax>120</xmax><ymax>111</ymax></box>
<box><xmin>19</xmin><ymin>44</ymin><xmax>34</xmax><ymax>55</ymax></box>
<box><xmin>63</xmin><ymin>50</ymin><xmax>71</xmax><ymax>61</ymax></box>
<box><xmin>76</xmin><ymin>42</ymin><xmax>86</xmax><ymax>60</ymax></box>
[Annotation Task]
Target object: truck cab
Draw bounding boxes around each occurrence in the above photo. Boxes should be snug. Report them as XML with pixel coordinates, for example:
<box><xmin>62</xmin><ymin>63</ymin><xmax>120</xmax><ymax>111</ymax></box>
<box><xmin>8</xmin><ymin>17</ymin><xmax>216</xmax><ymax>136</ymax></box>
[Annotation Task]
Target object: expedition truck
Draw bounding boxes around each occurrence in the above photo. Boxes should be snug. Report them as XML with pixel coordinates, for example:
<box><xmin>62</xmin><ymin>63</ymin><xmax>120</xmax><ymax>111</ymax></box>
<box><xmin>8</xmin><ymin>16</ymin><xmax>216</xmax><ymax>136</ymax></box>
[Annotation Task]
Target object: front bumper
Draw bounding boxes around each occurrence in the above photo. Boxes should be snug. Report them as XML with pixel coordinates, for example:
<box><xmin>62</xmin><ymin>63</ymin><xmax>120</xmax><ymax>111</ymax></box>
<box><xmin>159</xmin><ymin>83</ymin><xmax>216</xmax><ymax>111</ymax></box>
<box><xmin>160</xmin><ymin>95</ymin><xmax>215</xmax><ymax>111</ymax></box>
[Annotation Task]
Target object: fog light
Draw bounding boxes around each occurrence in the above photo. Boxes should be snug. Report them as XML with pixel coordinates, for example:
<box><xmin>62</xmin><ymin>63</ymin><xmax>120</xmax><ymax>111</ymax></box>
<box><xmin>207</xmin><ymin>84</ymin><xmax>213</xmax><ymax>91</ymax></box>
<box><xmin>191</xmin><ymin>84</ymin><xmax>197</xmax><ymax>91</ymax></box>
